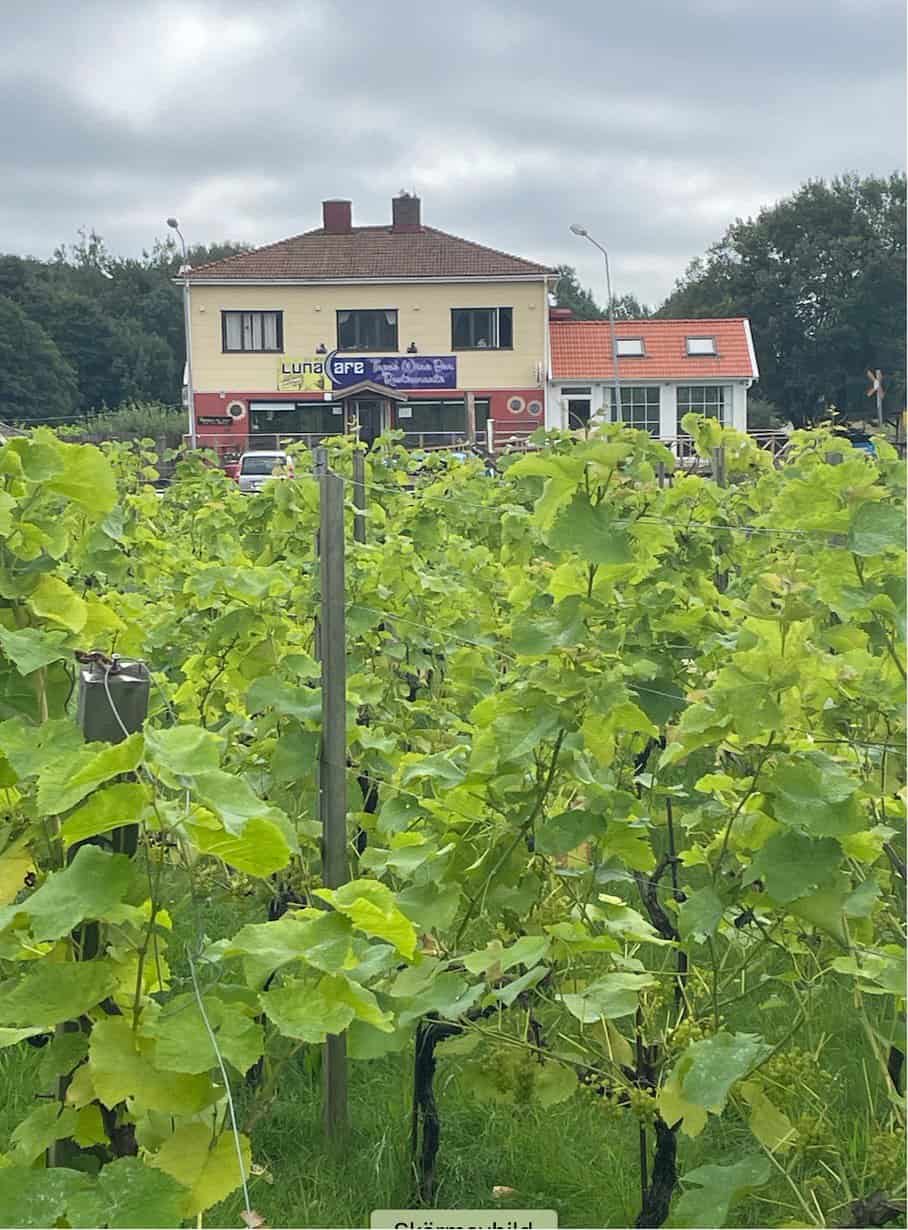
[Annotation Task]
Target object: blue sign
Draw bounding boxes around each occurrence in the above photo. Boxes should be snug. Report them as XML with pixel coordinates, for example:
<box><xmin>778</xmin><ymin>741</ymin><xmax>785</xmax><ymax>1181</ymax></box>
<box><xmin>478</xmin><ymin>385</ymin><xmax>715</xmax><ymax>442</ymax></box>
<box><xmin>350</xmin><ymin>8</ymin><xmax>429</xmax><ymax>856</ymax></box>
<box><xmin>326</xmin><ymin>352</ymin><xmax>457</xmax><ymax>390</ymax></box>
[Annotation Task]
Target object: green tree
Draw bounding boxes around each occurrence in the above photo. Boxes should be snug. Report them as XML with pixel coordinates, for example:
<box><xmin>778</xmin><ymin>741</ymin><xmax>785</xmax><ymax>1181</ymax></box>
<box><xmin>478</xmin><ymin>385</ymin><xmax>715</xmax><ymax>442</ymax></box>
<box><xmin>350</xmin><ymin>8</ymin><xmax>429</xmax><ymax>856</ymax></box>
<box><xmin>35</xmin><ymin>292</ymin><xmax>126</xmax><ymax>412</ymax></box>
<box><xmin>0</xmin><ymin>297</ymin><xmax>79</xmax><ymax>423</ymax></box>
<box><xmin>554</xmin><ymin>266</ymin><xmax>652</xmax><ymax>321</ymax></box>
<box><xmin>612</xmin><ymin>292</ymin><xmax>652</xmax><ymax>320</ymax></box>
<box><xmin>659</xmin><ymin>173</ymin><xmax>907</xmax><ymax>426</ymax></box>
<box><xmin>553</xmin><ymin>264</ymin><xmax>606</xmax><ymax>319</ymax></box>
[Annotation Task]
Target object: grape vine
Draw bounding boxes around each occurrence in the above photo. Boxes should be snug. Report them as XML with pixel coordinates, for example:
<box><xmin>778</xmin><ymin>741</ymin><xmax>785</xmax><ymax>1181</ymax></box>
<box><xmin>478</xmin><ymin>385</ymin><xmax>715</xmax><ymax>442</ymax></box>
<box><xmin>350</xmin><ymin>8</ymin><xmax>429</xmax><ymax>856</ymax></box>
<box><xmin>0</xmin><ymin>418</ymin><xmax>903</xmax><ymax>1228</ymax></box>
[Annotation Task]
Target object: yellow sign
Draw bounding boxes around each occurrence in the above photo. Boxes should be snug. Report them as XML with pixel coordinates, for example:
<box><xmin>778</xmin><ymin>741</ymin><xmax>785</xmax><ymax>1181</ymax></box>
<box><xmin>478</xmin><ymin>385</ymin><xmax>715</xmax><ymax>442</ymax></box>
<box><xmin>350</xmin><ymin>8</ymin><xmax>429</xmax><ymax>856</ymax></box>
<box><xmin>277</xmin><ymin>357</ymin><xmax>330</xmax><ymax>392</ymax></box>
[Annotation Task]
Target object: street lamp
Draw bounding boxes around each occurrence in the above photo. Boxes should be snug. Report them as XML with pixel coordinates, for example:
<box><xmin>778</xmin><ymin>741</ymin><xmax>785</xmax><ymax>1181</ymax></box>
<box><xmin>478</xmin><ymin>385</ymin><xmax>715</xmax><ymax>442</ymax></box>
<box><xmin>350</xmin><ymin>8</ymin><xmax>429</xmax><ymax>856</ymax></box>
<box><xmin>167</xmin><ymin>217</ymin><xmax>197</xmax><ymax>449</ymax></box>
<box><xmin>570</xmin><ymin>223</ymin><xmax>621</xmax><ymax>426</ymax></box>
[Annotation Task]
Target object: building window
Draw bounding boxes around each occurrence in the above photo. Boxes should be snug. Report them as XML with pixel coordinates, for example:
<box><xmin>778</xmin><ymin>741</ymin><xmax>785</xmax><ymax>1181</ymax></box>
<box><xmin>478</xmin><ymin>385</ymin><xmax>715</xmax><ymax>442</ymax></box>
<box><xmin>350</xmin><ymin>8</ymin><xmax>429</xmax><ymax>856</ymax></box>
<box><xmin>677</xmin><ymin>385</ymin><xmax>726</xmax><ymax>424</ymax></box>
<box><xmin>397</xmin><ymin>398</ymin><xmax>490</xmax><ymax>446</ymax></box>
<box><xmin>560</xmin><ymin>387</ymin><xmax>592</xmax><ymax>429</ymax></box>
<box><xmin>337</xmin><ymin>309</ymin><xmax>398</xmax><ymax>351</ymax></box>
<box><xmin>616</xmin><ymin>338</ymin><xmax>645</xmax><ymax>357</ymax></box>
<box><xmin>222</xmin><ymin>311</ymin><xmax>283</xmax><ymax>353</ymax></box>
<box><xmin>249</xmin><ymin>400</ymin><xmax>344</xmax><ymax>438</ymax></box>
<box><xmin>610</xmin><ymin>386</ymin><xmax>660</xmax><ymax>435</ymax></box>
<box><xmin>451</xmin><ymin>307</ymin><xmax>513</xmax><ymax>349</ymax></box>
<box><xmin>686</xmin><ymin>336</ymin><xmax>717</xmax><ymax>355</ymax></box>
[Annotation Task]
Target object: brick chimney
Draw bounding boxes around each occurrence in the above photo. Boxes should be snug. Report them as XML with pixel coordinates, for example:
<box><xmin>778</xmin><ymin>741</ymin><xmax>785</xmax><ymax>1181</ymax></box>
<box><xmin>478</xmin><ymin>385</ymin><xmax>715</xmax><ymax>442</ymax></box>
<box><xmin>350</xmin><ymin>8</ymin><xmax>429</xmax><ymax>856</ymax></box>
<box><xmin>322</xmin><ymin>199</ymin><xmax>352</xmax><ymax>233</ymax></box>
<box><xmin>391</xmin><ymin>192</ymin><xmax>421</xmax><ymax>233</ymax></box>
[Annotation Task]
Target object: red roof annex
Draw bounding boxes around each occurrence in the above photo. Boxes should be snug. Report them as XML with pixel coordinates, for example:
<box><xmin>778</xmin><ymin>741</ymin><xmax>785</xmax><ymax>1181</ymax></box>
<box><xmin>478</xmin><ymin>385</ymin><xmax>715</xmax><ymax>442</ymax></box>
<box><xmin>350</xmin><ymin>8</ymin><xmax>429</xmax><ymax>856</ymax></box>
<box><xmin>550</xmin><ymin>318</ymin><xmax>758</xmax><ymax>381</ymax></box>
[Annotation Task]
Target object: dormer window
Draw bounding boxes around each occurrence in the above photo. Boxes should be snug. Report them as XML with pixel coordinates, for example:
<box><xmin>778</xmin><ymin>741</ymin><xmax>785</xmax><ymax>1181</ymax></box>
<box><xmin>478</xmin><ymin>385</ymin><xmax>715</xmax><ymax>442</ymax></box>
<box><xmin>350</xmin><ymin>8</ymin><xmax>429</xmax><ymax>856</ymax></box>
<box><xmin>686</xmin><ymin>336</ymin><xmax>717</xmax><ymax>355</ymax></box>
<box><xmin>616</xmin><ymin>338</ymin><xmax>645</xmax><ymax>357</ymax></box>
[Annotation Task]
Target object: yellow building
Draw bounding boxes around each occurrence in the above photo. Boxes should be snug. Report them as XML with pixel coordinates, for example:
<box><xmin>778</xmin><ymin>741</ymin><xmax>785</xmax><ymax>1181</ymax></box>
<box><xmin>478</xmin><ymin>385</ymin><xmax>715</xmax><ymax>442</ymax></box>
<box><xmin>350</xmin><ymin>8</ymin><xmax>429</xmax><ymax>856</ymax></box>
<box><xmin>185</xmin><ymin>194</ymin><xmax>555</xmax><ymax>456</ymax></box>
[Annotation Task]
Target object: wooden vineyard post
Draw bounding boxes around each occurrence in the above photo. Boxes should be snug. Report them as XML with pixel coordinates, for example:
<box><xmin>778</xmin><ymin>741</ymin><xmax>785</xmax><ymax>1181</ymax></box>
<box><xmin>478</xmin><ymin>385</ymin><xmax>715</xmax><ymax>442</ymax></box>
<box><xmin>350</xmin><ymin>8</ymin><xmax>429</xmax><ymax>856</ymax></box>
<box><xmin>48</xmin><ymin>653</ymin><xmax>150</xmax><ymax>1167</ymax></box>
<box><xmin>712</xmin><ymin>445</ymin><xmax>727</xmax><ymax>488</ymax></box>
<box><xmin>352</xmin><ymin>447</ymin><xmax>367</xmax><ymax>545</ymax></box>
<box><xmin>314</xmin><ymin>446</ymin><xmax>349</xmax><ymax>1140</ymax></box>
<box><xmin>656</xmin><ymin>461</ymin><xmax>667</xmax><ymax>489</ymax></box>
<box><xmin>465</xmin><ymin>391</ymin><xmax>477</xmax><ymax>444</ymax></box>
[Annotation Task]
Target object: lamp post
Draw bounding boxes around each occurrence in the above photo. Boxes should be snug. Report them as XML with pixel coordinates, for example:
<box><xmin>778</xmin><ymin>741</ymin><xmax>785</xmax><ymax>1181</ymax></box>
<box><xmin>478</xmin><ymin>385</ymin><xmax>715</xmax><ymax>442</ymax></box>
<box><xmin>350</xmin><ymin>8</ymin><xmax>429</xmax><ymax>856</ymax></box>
<box><xmin>166</xmin><ymin>218</ymin><xmax>196</xmax><ymax>449</ymax></box>
<box><xmin>570</xmin><ymin>224</ymin><xmax>621</xmax><ymax>426</ymax></box>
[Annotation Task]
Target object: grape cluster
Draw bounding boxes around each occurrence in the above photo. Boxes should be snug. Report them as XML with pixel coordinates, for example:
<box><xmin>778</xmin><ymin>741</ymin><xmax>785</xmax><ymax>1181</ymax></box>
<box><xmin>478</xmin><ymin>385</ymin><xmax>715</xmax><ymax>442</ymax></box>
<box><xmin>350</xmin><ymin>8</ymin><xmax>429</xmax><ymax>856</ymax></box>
<box><xmin>579</xmin><ymin>1078</ymin><xmax>626</xmax><ymax>1122</ymax></box>
<box><xmin>793</xmin><ymin>1112</ymin><xmax>832</xmax><ymax>1154</ymax></box>
<box><xmin>486</xmin><ymin>1048</ymin><xmax>538</xmax><ymax>1106</ymax></box>
<box><xmin>627</xmin><ymin>1087</ymin><xmax>659</xmax><ymax>1125</ymax></box>
<box><xmin>644</xmin><ymin>984</ymin><xmax>670</xmax><ymax>1014</ymax></box>
<box><xmin>763</xmin><ymin>1047</ymin><xmax>825</xmax><ymax>1089</ymax></box>
<box><xmin>671</xmin><ymin>1014</ymin><xmax>723</xmax><ymax>1049</ymax></box>
<box><xmin>867</xmin><ymin>1130</ymin><xmax>907</xmax><ymax>1191</ymax></box>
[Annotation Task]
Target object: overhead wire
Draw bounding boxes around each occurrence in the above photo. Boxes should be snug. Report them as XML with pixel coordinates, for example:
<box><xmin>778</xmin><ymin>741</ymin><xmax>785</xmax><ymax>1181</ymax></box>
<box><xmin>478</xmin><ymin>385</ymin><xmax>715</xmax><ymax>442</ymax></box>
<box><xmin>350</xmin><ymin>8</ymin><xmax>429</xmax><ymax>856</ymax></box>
<box><xmin>328</xmin><ymin>465</ymin><xmax>879</xmax><ymax>548</ymax></box>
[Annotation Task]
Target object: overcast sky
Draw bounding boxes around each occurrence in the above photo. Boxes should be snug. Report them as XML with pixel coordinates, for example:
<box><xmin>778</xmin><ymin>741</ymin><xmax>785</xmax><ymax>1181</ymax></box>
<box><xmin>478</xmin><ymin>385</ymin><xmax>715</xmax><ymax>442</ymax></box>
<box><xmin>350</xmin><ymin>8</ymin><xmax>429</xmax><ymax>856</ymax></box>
<box><xmin>1</xmin><ymin>0</ymin><xmax>904</xmax><ymax>306</ymax></box>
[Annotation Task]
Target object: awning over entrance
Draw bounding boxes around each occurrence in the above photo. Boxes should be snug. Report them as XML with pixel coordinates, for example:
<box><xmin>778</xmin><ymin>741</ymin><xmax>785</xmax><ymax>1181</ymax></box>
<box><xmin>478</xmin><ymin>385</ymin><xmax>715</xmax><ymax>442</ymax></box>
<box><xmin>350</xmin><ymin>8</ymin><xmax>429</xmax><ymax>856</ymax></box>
<box><xmin>334</xmin><ymin>379</ymin><xmax>409</xmax><ymax>402</ymax></box>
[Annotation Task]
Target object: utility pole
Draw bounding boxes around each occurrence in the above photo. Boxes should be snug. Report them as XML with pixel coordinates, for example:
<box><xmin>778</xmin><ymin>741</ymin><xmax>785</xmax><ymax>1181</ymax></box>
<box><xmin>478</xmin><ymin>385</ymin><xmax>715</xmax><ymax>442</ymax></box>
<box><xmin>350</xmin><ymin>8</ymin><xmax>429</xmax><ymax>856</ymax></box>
<box><xmin>570</xmin><ymin>224</ymin><xmax>621</xmax><ymax>422</ymax></box>
<box><xmin>167</xmin><ymin>218</ymin><xmax>197</xmax><ymax>449</ymax></box>
<box><xmin>314</xmin><ymin>446</ymin><xmax>348</xmax><ymax>1139</ymax></box>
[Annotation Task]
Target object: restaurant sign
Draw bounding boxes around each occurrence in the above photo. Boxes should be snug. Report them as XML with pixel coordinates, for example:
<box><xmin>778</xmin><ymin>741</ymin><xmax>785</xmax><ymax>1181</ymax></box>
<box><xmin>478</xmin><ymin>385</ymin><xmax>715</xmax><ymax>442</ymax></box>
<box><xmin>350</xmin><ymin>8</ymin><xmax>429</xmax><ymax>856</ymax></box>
<box><xmin>277</xmin><ymin>353</ymin><xmax>456</xmax><ymax>393</ymax></box>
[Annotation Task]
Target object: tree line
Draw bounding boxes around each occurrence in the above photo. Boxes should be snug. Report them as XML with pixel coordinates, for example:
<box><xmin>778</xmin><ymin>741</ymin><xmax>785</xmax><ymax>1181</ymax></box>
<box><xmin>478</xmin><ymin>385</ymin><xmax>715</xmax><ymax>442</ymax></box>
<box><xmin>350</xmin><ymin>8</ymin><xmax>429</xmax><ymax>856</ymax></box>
<box><xmin>0</xmin><ymin>174</ymin><xmax>904</xmax><ymax>429</ymax></box>
<box><xmin>0</xmin><ymin>231</ymin><xmax>249</xmax><ymax>426</ymax></box>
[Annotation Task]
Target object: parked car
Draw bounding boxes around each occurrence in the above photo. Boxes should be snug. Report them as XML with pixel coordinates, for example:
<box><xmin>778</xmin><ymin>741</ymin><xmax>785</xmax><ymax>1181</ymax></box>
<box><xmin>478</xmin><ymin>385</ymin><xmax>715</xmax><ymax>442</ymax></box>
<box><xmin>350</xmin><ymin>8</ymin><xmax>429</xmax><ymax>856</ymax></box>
<box><xmin>236</xmin><ymin>450</ymin><xmax>294</xmax><ymax>492</ymax></box>
<box><xmin>844</xmin><ymin>430</ymin><xmax>877</xmax><ymax>458</ymax></box>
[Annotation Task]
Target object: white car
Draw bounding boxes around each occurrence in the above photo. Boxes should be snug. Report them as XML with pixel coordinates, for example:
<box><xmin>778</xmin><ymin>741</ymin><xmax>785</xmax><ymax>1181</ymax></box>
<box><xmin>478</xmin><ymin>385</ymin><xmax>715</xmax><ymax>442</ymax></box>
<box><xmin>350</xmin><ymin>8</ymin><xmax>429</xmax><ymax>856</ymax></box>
<box><xmin>236</xmin><ymin>451</ymin><xmax>294</xmax><ymax>493</ymax></box>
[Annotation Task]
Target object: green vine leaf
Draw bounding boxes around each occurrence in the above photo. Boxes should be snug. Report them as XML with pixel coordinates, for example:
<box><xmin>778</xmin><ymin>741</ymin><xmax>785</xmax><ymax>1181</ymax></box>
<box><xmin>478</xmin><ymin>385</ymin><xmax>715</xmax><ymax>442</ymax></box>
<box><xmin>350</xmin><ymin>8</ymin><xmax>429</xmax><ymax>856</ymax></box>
<box><xmin>0</xmin><ymin>960</ymin><xmax>117</xmax><ymax>1028</ymax></box>
<box><xmin>678</xmin><ymin>1031</ymin><xmax>772</xmax><ymax>1112</ymax></box>
<box><xmin>0</xmin><ymin>625</ymin><xmax>70</xmax><ymax>676</ymax></box>
<box><xmin>0</xmin><ymin>845</ymin><xmax>137</xmax><ymax>942</ymax></box>
<box><xmin>316</xmin><ymin>878</ymin><xmax>418</xmax><ymax>959</ymax></box>
<box><xmin>559</xmin><ymin>971</ymin><xmax>657</xmax><ymax>1022</ymax></box>
<box><xmin>671</xmin><ymin>1154</ymin><xmax>772</xmax><ymax>1228</ymax></box>
<box><xmin>148</xmin><ymin>1123</ymin><xmax>252</xmax><ymax>1217</ymax></box>
<box><xmin>37</xmin><ymin>732</ymin><xmax>144</xmax><ymax>815</ymax></box>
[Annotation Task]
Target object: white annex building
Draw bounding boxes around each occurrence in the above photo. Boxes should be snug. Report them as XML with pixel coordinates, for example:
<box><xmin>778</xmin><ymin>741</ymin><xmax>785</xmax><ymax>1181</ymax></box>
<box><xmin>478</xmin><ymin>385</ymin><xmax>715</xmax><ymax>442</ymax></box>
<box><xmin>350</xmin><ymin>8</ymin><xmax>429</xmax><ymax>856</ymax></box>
<box><xmin>546</xmin><ymin>311</ymin><xmax>759</xmax><ymax>436</ymax></box>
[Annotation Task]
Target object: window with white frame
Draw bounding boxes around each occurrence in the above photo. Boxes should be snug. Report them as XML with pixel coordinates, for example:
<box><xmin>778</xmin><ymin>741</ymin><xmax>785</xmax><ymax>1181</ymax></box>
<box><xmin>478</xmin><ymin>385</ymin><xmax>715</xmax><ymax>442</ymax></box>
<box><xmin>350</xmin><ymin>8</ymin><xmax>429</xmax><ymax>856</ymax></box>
<box><xmin>610</xmin><ymin>386</ymin><xmax>660</xmax><ymax>435</ymax></box>
<box><xmin>686</xmin><ymin>336</ymin><xmax>717</xmax><ymax>355</ymax></box>
<box><xmin>616</xmin><ymin>338</ymin><xmax>645</xmax><ymax>357</ymax></box>
<box><xmin>677</xmin><ymin>385</ymin><xmax>726</xmax><ymax>424</ymax></box>
<box><xmin>222</xmin><ymin>311</ymin><xmax>283</xmax><ymax>353</ymax></box>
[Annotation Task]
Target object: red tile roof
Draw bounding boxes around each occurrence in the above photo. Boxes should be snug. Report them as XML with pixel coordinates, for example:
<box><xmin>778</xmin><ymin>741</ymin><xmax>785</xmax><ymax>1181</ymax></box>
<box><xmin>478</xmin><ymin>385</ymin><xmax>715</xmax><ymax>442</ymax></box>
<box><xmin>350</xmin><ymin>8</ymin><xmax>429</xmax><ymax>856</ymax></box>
<box><xmin>550</xmin><ymin>318</ymin><xmax>758</xmax><ymax>380</ymax></box>
<box><xmin>188</xmin><ymin>226</ymin><xmax>554</xmax><ymax>282</ymax></box>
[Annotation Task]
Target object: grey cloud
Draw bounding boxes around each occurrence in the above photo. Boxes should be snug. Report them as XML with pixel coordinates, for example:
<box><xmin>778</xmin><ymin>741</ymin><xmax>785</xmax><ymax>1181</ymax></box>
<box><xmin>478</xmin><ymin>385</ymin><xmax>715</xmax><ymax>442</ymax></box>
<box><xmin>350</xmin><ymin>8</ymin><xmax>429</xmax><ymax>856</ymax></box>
<box><xmin>0</xmin><ymin>0</ymin><xmax>903</xmax><ymax>304</ymax></box>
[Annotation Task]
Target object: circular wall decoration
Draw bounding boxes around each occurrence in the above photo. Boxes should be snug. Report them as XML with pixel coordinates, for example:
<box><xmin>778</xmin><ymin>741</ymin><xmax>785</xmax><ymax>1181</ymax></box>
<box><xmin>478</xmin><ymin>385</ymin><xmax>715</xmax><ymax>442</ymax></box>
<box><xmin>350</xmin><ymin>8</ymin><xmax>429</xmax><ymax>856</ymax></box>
<box><xmin>527</xmin><ymin>399</ymin><xmax>543</xmax><ymax>417</ymax></box>
<box><xmin>226</xmin><ymin>401</ymin><xmax>246</xmax><ymax>421</ymax></box>
<box><xmin>507</xmin><ymin>396</ymin><xmax>526</xmax><ymax>415</ymax></box>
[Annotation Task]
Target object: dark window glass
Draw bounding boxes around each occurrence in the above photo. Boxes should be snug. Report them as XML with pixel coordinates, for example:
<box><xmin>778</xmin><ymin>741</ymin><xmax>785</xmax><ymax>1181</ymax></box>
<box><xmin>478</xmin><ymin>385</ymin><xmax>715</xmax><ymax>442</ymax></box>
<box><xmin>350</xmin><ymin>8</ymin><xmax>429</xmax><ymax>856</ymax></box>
<box><xmin>337</xmin><ymin>309</ymin><xmax>398</xmax><ymax>350</ymax></box>
<box><xmin>248</xmin><ymin>401</ymin><xmax>346</xmax><ymax>441</ymax></box>
<box><xmin>567</xmin><ymin>399</ymin><xmax>591</xmax><ymax>429</ymax></box>
<box><xmin>677</xmin><ymin>385</ymin><xmax>726</xmax><ymax>425</ymax></box>
<box><xmin>610</xmin><ymin>386</ymin><xmax>660</xmax><ymax>435</ymax></box>
<box><xmin>451</xmin><ymin>308</ymin><xmax>513</xmax><ymax>349</ymax></box>
<box><xmin>222</xmin><ymin>311</ymin><xmax>283</xmax><ymax>352</ymax></box>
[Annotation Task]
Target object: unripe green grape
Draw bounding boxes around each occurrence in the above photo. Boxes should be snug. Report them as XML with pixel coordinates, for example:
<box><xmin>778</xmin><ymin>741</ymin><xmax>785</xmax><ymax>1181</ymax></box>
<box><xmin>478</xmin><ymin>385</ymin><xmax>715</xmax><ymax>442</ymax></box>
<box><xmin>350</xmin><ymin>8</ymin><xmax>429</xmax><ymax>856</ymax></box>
<box><xmin>628</xmin><ymin>1087</ymin><xmax>658</xmax><ymax>1124</ymax></box>
<box><xmin>867</xmin><ymin>1130</ymin><xmax>907</xmax><ymax>1190</ymax></box>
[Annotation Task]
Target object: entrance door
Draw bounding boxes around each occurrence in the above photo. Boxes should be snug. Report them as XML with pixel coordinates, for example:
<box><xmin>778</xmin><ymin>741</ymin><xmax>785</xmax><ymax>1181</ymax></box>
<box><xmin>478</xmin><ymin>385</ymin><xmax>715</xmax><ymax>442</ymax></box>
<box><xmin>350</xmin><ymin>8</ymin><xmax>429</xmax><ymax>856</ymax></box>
<box><xmin>353</xmin><ymin>399</ymin><xmax>385</xmax><ymax>447</ymax></box>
